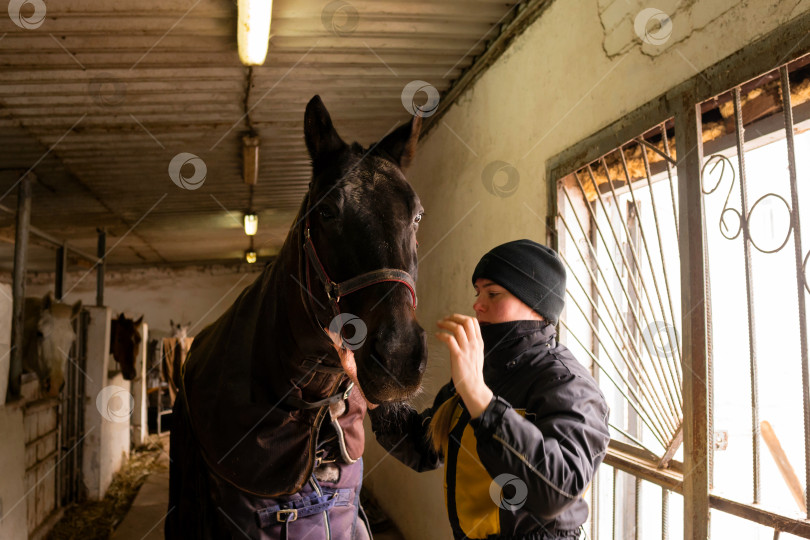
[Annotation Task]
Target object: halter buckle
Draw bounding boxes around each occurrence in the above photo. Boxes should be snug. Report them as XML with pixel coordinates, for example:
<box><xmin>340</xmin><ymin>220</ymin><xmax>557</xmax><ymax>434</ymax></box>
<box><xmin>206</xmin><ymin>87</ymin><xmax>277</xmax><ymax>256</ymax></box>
<box><xmin>277</xmin><ymin>508</ymin><xmax>298</xmax><ymax>522</ymax></box>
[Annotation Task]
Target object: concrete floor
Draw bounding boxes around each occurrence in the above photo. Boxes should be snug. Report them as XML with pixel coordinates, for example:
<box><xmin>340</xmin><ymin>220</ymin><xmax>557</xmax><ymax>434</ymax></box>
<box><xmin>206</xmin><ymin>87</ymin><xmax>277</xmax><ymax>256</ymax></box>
<box><xmin>109</xmin><ymin>437</ymin><xmax>404</xmax><ymax>540</ymax></box>
<box><xmin>109</xmin><ymin>446</ymin><xmax>171</xmax><ymax>540</ymax></box>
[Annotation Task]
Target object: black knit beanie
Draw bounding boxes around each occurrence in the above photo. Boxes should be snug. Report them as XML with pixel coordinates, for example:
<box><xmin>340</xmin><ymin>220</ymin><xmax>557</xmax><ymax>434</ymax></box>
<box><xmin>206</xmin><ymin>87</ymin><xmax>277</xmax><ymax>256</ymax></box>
<box><xmin>471</xmin><ymin>239</ymin><xmax>566</xmax><ymax>323</ymax></box>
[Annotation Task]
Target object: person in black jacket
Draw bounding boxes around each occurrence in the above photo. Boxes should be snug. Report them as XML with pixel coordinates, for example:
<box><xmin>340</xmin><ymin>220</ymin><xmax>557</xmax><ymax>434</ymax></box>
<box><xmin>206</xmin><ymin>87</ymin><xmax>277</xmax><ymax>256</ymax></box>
<box><xmin>335</xmin><ymin>239</ymin><xmax>610</xmax><ymax>540</ymax></box>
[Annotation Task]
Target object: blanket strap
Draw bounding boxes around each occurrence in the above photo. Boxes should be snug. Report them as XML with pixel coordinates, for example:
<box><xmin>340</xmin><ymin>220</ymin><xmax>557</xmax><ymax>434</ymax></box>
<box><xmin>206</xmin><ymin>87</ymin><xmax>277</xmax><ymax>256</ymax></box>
<box><xmin>255</xmin><ymin>488</ymin><xmax>355</xmax><ymax>528</ymax></box>
<box><xmin>283</xmin><ymin>382</ymin><xmax>353</xmax><ymax>410</ymax></box>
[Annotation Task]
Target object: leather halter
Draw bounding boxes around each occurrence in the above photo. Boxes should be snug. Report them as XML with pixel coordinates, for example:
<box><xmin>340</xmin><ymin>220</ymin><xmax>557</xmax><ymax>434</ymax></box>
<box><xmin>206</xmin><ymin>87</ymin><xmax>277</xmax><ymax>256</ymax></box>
<box><xmin>300</xmin><ymin>192</ymin><xmax>418</xmax><ymax>328</ymax></box>
<box><xmin>285</xmin><ymin>191</ymin><xmax>417</xmax><ymax>410</ymax></box>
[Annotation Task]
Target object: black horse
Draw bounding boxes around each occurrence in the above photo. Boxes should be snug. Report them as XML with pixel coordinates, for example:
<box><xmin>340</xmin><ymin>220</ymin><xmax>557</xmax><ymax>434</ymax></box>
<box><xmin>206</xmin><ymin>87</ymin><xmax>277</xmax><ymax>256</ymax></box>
<box><xmin>167</xmin><ymin>96</ymin><xmax>427</xmax><ymax>539</ymax></box>
<box><xmin>110</xmin><ymin>313</ymin><xmax>143</xmax><ymax>381</ymax></box>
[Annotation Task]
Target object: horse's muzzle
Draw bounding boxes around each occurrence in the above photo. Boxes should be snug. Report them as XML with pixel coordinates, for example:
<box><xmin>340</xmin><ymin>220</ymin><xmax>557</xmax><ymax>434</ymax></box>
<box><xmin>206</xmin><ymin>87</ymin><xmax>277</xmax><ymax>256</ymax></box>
<box><xmin>360</xmin><ymin>323</ymin><xmax>427</xmax><ymax>403</ymax></box>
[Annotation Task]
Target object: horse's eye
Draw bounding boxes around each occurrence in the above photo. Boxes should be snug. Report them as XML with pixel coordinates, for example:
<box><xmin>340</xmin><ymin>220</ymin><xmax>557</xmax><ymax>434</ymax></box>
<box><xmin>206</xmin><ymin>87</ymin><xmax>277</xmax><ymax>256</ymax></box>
<box><xmin>318</xmin><ymin>207</ymin><xmax>335</xmax><ymax>221</ymax></box>
<box><xmin>414</xmin><ymin>213</ymin><xmax>423</xmax><ymax>224</ymax></box>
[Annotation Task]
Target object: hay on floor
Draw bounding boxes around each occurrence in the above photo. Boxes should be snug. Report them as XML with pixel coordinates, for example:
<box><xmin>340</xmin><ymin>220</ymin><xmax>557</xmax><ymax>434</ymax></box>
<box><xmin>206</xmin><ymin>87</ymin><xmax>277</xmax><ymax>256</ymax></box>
<box><xmin>46</xmin><ymin>435</ymin><xmax>168</xmax><ymax>540</ymax></box>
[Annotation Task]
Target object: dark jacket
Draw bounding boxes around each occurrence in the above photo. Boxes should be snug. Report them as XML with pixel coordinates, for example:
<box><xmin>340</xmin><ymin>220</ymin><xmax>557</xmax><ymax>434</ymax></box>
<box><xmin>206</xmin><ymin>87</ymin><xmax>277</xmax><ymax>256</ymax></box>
<box><xmin>369</xmin><ymin>320</ymin><xmax>610</xmax><ymax>539</ymax></box>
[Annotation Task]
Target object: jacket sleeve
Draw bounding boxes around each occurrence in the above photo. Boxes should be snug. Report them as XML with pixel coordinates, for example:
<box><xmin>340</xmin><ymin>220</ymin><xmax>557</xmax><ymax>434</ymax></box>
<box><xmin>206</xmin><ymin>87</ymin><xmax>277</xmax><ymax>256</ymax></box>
<box><xmin>469</xmin><ymin>372</ymin><xmax>610</xmax><ymax>520</ymax></box>
<box><xmin>367</xmin><ymin>381</ymin><xmax>456</xmax><ymax>472</ymax></box>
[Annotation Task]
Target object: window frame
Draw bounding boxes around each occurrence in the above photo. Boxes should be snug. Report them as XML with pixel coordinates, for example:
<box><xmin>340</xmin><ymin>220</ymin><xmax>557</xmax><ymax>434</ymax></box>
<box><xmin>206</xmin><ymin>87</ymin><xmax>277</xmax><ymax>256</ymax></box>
<box><xmin>546</xmin><ymin>11</ymin><xmax>810</xmax><ymax>538</ymax></box>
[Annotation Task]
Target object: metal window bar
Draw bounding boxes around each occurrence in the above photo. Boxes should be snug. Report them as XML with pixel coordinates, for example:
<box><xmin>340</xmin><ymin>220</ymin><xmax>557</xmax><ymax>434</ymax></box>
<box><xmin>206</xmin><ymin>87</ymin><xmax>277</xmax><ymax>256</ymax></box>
<box><xmin>558</xmin><ymin>192</ymin><xmax>680</xmax><ymax>436</ymax></box>
<box><xmin>698</xmin><ymin>63</ymin><xmax>810</xmax><ymax>520</ymax></box>
<box><xmin>557</xmin><ymin>124</ymin><xmax>687</xmax><ymax>540</ymax></box>
<box><xmin>574</xmin><ymin>166</ymin><xmax>680</xmax><ymax>420</ymax></box>
<box><xmin>588</xmin><ymin>206</ymin><xmax>602</xmax><ymax>540</ymax></box>
<box><xmin>559</xmin><ymin>137</ymin><xmax>684</xmax><ymax>454</ymax></box>
<box><xmin>558</xmin><ymin>242</ymin><xmax>675</xmax><ymax>443</ymax></box>
<box><xmin>612</xmin><ymin>468</ymin><xmax>619</xmax><ymax>540</ymax></box>
<box><xmin>59</xmin><ymin>309</ymin><xmax>86</xmax><ymax>506</ymax></box>
<box><xmin>731</xmin><ymin>85</ymin><xmax>763</xmax><ymax>504</ymax></box>
<box><xmin>628</xmin><ymin>144</ymin><xmax>684</xmax><ymax>385</ymax></box>
<box><xmin>603</xmin><ymin>150</ymin><xmax>685</xmax><ymax>409</ymax></box>
<box><xmin>779</xmin><ymin>63</ymin><xmax>810</xmax><ymax>523</ymax></box>
<box><xmin>560</xmin><ymin>267</ymin><xmax>673</xmax><ymax>445</ymax></box>
<box><xmin>575</xmin><ymin>170</ymin><xmax>682</xmax><ymax>426</ymax></box>
<box><xmin>555</xmin><ymin>206</ymin><xmax>678</xmax><ymax>436</ymax></box>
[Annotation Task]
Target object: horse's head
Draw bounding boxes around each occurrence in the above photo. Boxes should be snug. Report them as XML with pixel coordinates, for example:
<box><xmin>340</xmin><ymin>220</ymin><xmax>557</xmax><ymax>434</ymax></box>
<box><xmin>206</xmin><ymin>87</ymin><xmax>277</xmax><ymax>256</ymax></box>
<box><xmin>170</xmin><ymin>319</ymin><xmax>190</xmax><ymax>340</ymax></box>
<box><xmin>111</xmin><ymin>313</ymin><xmax>143</xmax><ymax>380</ymax></box>
<box><xmin>37</xmin><ymin>293</ymin><xmax>82</xmax><ymax>396</ymax></box>
<box><xmin>303</xmin><ymin>95</ymin><xmax>427</xmax><ymax>404</ymax></box>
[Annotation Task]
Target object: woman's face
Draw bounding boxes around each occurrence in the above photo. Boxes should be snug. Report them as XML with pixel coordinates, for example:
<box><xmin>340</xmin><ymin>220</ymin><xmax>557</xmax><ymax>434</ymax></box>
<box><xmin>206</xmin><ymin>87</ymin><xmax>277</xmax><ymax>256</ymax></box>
<box><xmin>473</xmin><ymin>278</ymin><xmax>544</xmax><ymax>324</ymax></box>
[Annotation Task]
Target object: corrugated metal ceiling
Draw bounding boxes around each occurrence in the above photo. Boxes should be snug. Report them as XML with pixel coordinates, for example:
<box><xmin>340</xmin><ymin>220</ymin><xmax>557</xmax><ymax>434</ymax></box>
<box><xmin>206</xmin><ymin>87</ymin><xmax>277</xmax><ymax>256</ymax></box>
<box><xmin>0</xmin><ymin>0</ymin><xmax>523</xmax><ymax>271</ymax></box>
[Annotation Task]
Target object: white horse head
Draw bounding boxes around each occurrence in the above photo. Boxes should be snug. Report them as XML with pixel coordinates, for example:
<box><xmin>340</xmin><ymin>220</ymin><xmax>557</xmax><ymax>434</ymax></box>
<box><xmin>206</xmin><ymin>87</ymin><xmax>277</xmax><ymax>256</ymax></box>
<box><xmin>25</xmin><ymin>293</ymin><xmax>82</xmax><ymax>396</ymax></box>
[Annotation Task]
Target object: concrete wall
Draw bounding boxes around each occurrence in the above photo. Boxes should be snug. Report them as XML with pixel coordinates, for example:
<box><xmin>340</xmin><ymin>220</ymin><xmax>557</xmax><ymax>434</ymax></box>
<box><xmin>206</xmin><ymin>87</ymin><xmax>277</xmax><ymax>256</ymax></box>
<box><xmin>0</xmin><ymin>404</ymin><xmax>28</xmax><ymax>540</ymax></box>
<box><xmin>23</xmin><ymin>264</ymin><xmax>261</xmax><ymax>339</ymax></box>
<box><xmin>23</xmin><ymin>398</ymin><xmax>59</xmax><ymax>536</ymax></box>
<box><xmin>0</xmin><ymin>283</ymin><xmax>26</xmax><ymax>539</ymax></box>
<box><xmin>130</xmin><ymin>323</ymin><xmax>148</xmax><ymax>447</ymax></box>
<box><xmin>82</xmin><ymin>306</ymin><xmax>130</xmax><ymax>501</ymax></box>
<box><xmin>361</xmin><ymin>1</ymin><xmax>810</xmax><ymax>538</ymax></box>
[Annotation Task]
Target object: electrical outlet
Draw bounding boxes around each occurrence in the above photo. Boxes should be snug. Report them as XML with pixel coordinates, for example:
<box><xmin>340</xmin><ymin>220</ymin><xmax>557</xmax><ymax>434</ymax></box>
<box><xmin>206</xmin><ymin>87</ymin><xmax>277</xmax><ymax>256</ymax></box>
<box><xmin>714</xmin><ymin>430</ymin><xmax>729</xmax><ymax>451</ymax></box>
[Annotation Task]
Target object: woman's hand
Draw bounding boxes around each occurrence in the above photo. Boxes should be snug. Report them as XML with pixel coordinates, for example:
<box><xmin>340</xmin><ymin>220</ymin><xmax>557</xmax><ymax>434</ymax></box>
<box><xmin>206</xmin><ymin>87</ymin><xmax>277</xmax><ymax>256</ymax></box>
<box><xmin>436</xmin><ymin>314</ymin><xmax>493</xmax><ymax>419</ymax></box>
<box><xmin>325</xmin><ymin>328</ymin><xmax>378</xmax><ymax>410</ymax></box>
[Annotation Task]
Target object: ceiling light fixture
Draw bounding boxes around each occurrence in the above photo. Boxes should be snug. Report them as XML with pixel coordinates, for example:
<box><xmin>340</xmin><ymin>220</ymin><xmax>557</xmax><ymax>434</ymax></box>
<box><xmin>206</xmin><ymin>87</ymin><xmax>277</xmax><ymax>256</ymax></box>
<box><xmin>237</xmin><ymin>0</ymin><xmax>273</xmax><ymax>66</ymax></box>
<box><xmin>245</xmin><ymin>236</ymin><xmax>257</xmax><ymax>264</ymax></box>
<box><xmin>244</xmin><ymin>212</ymin><xmax>258</xmax><ymax>236</ymax></box>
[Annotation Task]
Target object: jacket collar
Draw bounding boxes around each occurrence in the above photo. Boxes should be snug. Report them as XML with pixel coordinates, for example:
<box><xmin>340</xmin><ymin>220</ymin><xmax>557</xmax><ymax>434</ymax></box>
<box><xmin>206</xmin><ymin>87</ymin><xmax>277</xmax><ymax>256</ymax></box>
<box><xmin>480</xmin><ymin>320</ymin><xmax>556</xmax><ymax>372</ymax></box>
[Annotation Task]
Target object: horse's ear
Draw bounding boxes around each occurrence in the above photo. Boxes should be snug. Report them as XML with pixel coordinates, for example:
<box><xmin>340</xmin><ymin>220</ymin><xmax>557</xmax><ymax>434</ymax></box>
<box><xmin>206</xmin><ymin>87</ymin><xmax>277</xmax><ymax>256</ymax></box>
<box><xmin>134</xmin><ymin>315</ymin><xmax>143</xmax><ymax>326</ymax></box>
<box><xmin>304</xmin><ymin>95</ymin><xmax>347</xmax><ymax>162</ymax></box>
<box><xmin>375</xmin><ymin>115</ymin><xmax>422</xmax><ymax>171</ymax></box>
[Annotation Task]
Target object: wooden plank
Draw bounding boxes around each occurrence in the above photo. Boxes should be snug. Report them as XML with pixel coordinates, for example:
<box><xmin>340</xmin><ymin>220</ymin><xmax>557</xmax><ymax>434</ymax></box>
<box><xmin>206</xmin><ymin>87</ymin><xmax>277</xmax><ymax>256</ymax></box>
<box><xmin>604</xmin><ymin>442</ymin><xmax>683</xmax><ymax>494</ymax></box>
<box><xmin>709</xmin><ymin>496</ymin><xmax>810</xmax><ymax>538</ymax></box>
<box><xmin>761</xmin><ymin>420</ymin><xmax>807</xmax><ymax>514</ymax></box>
<box><xmin>606</xmin><ymin>446</ymin><xmax>810</xmax><ymax>539</ymax></box>
<box><xmin>659</xmin><ymin>423</ymin><xmax>683</xmax><ymax>469</ymax></box>
<box><xmin>675</xmin><ymin>97</ymin><xmax>710</xmax><ymax>539</ymax></box>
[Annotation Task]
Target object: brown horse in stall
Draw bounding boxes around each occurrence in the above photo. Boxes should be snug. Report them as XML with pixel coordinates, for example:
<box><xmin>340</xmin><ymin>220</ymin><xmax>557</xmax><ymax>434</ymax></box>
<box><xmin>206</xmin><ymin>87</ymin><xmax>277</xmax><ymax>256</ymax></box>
<box><xmin>167</xmin><ymin>96</ymin><xmax>427</xmax><ymax>539</ymax></box>
<box><xmin>110</xmin><ymin>313</ymin><xmax>142</xmax><ymax>380</ymax></box>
